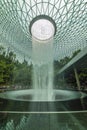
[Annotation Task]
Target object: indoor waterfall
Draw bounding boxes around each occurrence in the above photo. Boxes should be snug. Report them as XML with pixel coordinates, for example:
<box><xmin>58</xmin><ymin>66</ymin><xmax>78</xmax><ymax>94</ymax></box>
<box><xmin>32</xmin><ymin>37</ymin><xmax>54</xmax><ymax>101</ymax></box>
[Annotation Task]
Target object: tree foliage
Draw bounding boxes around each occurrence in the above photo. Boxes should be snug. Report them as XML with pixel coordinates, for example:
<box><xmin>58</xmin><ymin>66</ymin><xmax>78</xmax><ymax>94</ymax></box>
<box><xmin>0</xmin><ymin>46</ymin><xmax>14</xmax><ymax>86</ymax></box>
<box><xmin>0</xmin><ymin>46</ymin><xmax>32</xmax><ymax>88</ymax></box>
<box><xmin>0</xmin><ymin>46</ymin><xmax>86</xmax><ymax>90</ymax></box>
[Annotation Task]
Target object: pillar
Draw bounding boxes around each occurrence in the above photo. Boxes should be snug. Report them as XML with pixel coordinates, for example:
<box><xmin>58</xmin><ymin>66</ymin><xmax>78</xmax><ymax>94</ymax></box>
<box><xmin>73</xmin><ymin>67</ymin><xmax>81</xmax><ymax>91</ymax></box>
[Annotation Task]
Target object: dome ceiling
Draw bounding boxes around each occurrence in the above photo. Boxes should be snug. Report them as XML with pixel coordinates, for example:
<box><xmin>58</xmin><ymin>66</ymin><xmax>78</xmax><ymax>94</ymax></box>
<box><xmin>0</xmin><ymin>0</ymin><xmax>87</xmax><ymax>60</ymax></box>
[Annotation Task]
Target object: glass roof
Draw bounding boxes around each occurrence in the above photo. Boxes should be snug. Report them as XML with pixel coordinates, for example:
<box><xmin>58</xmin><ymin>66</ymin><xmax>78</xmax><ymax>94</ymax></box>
<box><xmin>0</xmin><ymin>0</ymin><xmax>87</xmax><ymax>61</ymax></box>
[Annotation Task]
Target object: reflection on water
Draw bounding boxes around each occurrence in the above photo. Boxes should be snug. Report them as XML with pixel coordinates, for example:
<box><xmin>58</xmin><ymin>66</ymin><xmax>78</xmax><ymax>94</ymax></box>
<box><xmin>0</xmin><ymin>99</ymin><xmax>87</xmax><ymax>130</ymax></box>
<box><xmin>0</xmin><ymin>91</ymin><xmax>87</xmax><ymax>129</ymax></box>
<box><xmin>0</xmin><ymin>112</ymin><xmax>87</xmax><ymax>130</ymax></box>
<box><xmin>0</xmin><ymin>94</ymin><xmax>87</xmax><ymax>112</ymax></box>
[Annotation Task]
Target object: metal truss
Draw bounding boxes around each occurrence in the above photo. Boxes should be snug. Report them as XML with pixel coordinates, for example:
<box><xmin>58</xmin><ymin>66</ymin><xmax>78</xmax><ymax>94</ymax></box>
<box><xmin>0</xmin><ymin>0</ymin><xmax>87</xmax><ymax>60</ymax></box>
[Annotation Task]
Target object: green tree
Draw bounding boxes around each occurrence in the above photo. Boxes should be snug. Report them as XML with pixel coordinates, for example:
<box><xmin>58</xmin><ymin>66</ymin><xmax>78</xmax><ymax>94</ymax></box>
<box><xmin>0</xmin><ymin>46</ymin><xmax>15</xmax><ymax>86</ymax></box>
<box><xmin>13</xmin><ymin>59</ymin><xmax>32</xmax><ymax>87</ymax></box>
<box><xmin>71</xmin><ymin>49</ymin><xmax>81</xmax><ymax>59</ymax></box>
<box><xmin>59</xmin><ymin>56</ymin><xmax>71</xmax><ymax>66</ymax></box>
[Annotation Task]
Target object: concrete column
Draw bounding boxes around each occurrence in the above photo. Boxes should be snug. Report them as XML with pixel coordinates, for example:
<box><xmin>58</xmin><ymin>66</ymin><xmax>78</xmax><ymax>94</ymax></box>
<box><xmin>74</xmin><ymin>67</ymin><xmax>85</xmax><ymax>109</ymax></box>
<box><xmin>74</xmin><ymin>67</ymin><xmax>81</xmax><ymax>91</ymax></box>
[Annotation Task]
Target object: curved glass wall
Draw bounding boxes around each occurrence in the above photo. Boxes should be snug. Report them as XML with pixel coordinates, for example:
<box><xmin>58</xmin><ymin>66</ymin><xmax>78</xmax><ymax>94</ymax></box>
<box><xmin>0</xmin><ymin>0</ymin><xmax>87</xmax><ymax>60</ymax></box>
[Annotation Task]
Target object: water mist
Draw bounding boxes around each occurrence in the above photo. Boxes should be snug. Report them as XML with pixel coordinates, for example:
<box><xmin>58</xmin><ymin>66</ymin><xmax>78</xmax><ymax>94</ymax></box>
<box><xmin>32</xmin><ymin>37</ymin><xmax>54</xmax><ymax>101</ymax></box>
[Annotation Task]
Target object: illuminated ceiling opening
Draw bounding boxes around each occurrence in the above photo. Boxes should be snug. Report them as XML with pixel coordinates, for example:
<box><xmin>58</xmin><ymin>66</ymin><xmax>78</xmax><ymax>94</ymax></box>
<box><xmin>29</xmin><ymin>15</ymin><xmax>56</xmax><ymax>41</ymax></box>
<box><xmin>0</xmin><ymin>0</ymin><xmax>87</xmax><ymax>61</ymax></box>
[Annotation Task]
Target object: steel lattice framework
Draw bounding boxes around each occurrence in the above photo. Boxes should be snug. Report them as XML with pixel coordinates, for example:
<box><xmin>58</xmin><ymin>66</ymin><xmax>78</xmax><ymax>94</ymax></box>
<box><xmin>0</xmin><ymin>0</ymin><xmax>87</xmax><ymax>60</ymax></box>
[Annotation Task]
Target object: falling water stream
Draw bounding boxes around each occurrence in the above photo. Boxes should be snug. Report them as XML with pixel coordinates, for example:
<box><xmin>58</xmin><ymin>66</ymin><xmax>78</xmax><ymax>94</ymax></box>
<box><xmin>32</xmin><ymin>37</ymin><xmax>54</xmax><ymax>101</ymax></box>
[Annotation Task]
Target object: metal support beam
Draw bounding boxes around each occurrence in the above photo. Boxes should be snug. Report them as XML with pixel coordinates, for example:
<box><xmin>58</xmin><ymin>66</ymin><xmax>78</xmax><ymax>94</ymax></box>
<box><xmin>74</xmin><ymin>67</ymin><xmax>81</xmax><ymax>91</ymax></box>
